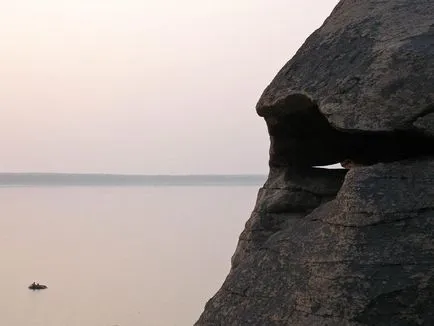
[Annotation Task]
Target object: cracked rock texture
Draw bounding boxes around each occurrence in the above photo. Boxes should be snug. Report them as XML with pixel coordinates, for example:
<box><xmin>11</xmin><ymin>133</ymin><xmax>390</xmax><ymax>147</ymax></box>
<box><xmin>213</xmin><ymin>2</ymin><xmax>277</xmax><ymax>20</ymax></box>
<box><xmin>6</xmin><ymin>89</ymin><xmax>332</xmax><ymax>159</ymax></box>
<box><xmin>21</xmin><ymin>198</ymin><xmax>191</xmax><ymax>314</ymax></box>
<box><xmin>196</xmin><ymin>0</ymin><xmax>434</xmax><ymax>325</ymax></box>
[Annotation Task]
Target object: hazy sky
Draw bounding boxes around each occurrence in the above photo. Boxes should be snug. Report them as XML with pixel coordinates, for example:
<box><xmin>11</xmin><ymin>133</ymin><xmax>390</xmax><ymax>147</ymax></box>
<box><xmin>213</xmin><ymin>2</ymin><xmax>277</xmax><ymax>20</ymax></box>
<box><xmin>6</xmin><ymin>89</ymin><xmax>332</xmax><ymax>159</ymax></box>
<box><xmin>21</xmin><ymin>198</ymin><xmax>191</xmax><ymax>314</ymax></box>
<box><xmin>1</xmin><ymin>0</ymin><xmax>339</xmax><ymax>174</ymax></box>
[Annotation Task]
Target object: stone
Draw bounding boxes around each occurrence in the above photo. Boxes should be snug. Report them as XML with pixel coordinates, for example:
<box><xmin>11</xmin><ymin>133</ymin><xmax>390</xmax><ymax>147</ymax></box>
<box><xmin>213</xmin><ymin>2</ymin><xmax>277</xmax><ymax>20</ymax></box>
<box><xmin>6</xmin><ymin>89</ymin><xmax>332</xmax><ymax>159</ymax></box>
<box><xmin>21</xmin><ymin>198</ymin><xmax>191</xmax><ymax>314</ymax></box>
<box><xmin>257</xmin><ymin>0</ymin><xmax>434</xmax><ymax>133</ymax></box>
<box><xmin>231</xmin><ymin>166</ymin><xmax>347</xmax><ymax>270</ymax></box>
<box><xmin>414</xmin><ymin>112</ymin><xmax>434</xmax><ymax>137</ymax></box>
<box><xmin>196</xmin><ymin>0</ymin><xmax>434</xmax><ymax>325</ymax></box>
<box><xmin>197</xmin><ymin>160</ymin><xmax>434</xmax><ymax>325</ymax></box>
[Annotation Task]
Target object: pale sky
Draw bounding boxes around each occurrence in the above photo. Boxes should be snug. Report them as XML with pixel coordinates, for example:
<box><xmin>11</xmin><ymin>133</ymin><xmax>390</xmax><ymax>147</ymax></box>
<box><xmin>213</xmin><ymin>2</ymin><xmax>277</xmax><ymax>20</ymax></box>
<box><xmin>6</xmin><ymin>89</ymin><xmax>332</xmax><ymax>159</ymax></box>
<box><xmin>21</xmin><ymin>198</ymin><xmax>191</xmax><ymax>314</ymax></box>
<box><xmin>0</xmin><ymin>0</ymin><xmax>339</xmax><ymax>174</ymax></box>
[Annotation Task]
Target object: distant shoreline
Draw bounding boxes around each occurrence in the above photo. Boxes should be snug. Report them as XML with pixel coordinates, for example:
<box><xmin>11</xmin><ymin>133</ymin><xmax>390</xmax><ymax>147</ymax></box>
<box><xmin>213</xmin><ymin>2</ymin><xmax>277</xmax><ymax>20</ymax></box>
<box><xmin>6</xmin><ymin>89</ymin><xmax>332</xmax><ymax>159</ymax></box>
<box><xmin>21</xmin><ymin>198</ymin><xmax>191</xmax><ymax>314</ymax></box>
<box><xmin>0</xmin><ymin>173</ymin><xmax>267</xmax><ymax>187</ymax></box>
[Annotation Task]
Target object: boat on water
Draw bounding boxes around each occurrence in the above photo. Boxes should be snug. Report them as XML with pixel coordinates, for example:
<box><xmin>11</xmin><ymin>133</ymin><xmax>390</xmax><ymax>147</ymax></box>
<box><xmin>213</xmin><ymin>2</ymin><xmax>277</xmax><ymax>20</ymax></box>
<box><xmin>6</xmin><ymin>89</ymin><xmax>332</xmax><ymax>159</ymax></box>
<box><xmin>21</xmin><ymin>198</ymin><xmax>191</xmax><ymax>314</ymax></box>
<box><xmin>28</xmin><ymin>282</ymin><xmax>47</xmax><ymax>290</ymax></box>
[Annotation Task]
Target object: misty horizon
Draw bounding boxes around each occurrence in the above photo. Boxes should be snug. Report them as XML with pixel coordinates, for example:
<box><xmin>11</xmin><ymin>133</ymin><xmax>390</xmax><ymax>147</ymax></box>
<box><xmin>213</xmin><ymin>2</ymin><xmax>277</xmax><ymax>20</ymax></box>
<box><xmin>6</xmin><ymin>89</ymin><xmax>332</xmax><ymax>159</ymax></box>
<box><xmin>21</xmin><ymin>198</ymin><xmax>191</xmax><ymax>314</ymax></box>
<box><xmin>1</xmin><ymin>0</ymin><xmax>340</xmax><ymax>174</ymax></box>
<box><xmin>0</xmin><ymin>172</ymin><xmax>267</xmax><ymax>186</ymax></box>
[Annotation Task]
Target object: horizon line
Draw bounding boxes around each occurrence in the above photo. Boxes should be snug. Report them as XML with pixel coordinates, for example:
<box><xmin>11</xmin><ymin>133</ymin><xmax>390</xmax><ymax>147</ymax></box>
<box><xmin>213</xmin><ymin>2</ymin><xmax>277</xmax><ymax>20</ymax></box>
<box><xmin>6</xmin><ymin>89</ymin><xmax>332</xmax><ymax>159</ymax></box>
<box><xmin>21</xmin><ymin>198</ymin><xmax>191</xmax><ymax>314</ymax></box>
<box><xmin>0</xmin><ymin>172</ymin><xmax>268</xmax><ymax>176</ymax></box>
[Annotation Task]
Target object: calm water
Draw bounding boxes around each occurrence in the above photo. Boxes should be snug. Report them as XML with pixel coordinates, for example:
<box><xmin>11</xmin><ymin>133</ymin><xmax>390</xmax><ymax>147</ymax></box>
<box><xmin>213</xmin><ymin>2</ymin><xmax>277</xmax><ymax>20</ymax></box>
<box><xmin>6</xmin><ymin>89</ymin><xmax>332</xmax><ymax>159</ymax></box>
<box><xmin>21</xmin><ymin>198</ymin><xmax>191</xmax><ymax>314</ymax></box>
<box><xmin>0</xmin><ymin>185</ymin><xmax>260</xmax><ymax>326</ymax></box>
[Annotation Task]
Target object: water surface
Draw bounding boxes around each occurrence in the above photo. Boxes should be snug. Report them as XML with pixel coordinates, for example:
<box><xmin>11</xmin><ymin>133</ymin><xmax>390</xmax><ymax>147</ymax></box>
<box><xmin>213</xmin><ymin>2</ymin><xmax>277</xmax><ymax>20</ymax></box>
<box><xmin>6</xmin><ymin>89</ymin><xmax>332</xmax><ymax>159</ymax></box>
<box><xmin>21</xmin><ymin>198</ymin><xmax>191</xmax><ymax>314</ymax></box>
<box><xmin>0</xmin><ymin>185</ymin><xmax>260</xmax><ymax>325</ymax></box>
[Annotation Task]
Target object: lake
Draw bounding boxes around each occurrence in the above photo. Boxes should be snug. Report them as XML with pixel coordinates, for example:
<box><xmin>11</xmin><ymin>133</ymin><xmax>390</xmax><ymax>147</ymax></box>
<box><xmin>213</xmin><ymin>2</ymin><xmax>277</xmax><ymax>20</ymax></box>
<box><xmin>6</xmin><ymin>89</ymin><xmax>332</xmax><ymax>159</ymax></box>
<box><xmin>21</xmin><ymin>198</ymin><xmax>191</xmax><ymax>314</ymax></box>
<box><xmin>0</xmin><ymin>182</ymin><xmax>262</xmax><ymax>325</ymax></box>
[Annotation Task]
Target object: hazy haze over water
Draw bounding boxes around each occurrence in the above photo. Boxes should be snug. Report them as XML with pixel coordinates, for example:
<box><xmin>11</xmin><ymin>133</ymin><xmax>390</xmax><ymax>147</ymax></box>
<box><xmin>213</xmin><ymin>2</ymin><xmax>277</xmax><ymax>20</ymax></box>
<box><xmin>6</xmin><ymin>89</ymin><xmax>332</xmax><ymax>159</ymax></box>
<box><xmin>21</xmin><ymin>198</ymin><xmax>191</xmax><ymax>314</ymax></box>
<box><xmin>0</xmin><ymin>0</ymin><xmax>339</xmax><ymax>174</ymax></box>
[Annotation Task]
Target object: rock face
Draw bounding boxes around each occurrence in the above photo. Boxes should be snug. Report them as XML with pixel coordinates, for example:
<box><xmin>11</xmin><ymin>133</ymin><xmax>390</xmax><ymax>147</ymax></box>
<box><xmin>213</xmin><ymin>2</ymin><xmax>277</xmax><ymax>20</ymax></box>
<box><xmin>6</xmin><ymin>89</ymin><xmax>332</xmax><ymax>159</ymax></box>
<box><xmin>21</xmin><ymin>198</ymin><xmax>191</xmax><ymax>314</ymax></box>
<box><xmin>196</xmin><ymin>0</ymin><xmax>434</xmax><ymax>325</ymax></box>
<box><xmin>197</xmin><ymin>162</ymin><xmax>434</xmax><ymax>326</ymax></box>
<box><xmin>257</xmin><ymin>0</ymin><xmax>434</xmax><ymax>133</ymax></box>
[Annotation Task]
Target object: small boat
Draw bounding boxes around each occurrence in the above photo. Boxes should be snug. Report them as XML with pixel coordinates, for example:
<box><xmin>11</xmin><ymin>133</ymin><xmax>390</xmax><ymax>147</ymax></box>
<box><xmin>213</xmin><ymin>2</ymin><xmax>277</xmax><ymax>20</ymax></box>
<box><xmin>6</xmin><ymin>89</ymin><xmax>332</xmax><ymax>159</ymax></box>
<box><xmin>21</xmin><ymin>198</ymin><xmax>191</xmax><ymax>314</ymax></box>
<box><xmin>28</xmin><ymin>282</ymin><xmax>47</xmax><ymax>290</ymax></box>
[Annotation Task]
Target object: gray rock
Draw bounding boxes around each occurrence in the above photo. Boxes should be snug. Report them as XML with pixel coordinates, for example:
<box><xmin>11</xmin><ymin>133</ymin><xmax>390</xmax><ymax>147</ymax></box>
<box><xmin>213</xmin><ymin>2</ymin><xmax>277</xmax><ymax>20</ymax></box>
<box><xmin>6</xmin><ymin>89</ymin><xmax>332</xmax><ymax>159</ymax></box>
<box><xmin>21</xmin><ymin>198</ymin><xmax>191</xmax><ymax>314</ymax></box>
<box><xmin>255</xmin><ymin>0</ymin><xmax>434</xmax><ymax>168</ymax></box>
<box><xmin>257</xmin><ymin>0</ymin><xmax>434</xmax><ymax>133</ymax></box>
<box><xmin>196</xmin><ymin>160</ymin><xmax>434</xmax><ymax>326</ymax></box>
<box><xmin>196</xmin><ymin>0</ymin><xmax>434</xmax><ymax>325</ymax></box>
<box><xmin>232</xmin><ymin>167</ymin><xmax>347</xmax><ymax>269</ymax></box>
<box><xmin>414</xmin><ymin>112</ymin><xmax>434</xmax><ymax>137</ymax></box>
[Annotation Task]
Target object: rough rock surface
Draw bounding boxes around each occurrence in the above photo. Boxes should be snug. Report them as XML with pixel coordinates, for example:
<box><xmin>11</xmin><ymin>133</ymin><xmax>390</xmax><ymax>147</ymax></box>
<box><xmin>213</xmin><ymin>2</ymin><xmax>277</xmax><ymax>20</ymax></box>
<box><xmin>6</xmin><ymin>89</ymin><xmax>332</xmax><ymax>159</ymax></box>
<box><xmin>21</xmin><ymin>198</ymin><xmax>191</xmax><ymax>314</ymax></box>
<box><xmin>196</xmin><ymin>0</ymin><xmax>434</xmax><ymax>325</ymax></box>
<box><xmin>197</xmin><ymin>161</ymin><xmax>434</xmax><ymax>326</ymax></box>
<box><xmin>257</xmin><ymin>0</ymin><xmax>434</xmax><ymax>133</ymax></box>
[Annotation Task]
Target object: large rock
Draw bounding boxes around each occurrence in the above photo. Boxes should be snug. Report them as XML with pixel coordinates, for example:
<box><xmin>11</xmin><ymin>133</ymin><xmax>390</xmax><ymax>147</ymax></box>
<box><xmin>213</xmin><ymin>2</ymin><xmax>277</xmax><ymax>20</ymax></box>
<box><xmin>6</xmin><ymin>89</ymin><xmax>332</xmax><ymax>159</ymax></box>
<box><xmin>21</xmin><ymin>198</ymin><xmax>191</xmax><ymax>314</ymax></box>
<box><xmin>196</xmin><ymin>0</ymin><xmax>434</xmax><ymax>325</ymax></box>
<box><xmin>197</xmin><ymin>161</ymin><xmax>434</xmax><ymax>325</ymax></box>
<box><xmin>256</xmin><ymin>0</ymin><xmax>434</xmax><ymax>167</ymax></box>
<box><xmin>257</xmin><ymin>0</ymin><xmax>434</xmax><ymax>133</ymax></box>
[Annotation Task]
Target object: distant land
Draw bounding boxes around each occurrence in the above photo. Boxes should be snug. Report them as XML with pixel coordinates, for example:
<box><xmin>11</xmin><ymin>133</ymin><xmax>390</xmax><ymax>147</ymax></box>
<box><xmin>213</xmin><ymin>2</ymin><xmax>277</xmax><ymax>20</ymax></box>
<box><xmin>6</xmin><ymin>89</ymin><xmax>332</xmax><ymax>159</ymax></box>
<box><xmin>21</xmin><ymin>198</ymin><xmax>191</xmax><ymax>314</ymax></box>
<box><xmin>0</xmin><ymin>173</ymin><xmax>267</xmax><ymax>187</ymax></box>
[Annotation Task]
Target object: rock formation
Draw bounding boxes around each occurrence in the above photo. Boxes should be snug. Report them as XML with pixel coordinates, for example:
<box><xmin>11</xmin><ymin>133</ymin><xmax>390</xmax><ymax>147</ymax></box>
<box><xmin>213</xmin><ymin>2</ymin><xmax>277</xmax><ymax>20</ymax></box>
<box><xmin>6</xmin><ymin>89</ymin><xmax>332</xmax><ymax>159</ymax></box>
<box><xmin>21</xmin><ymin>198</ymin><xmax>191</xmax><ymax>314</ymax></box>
<box><xmin>196</xmin><ymin>0</ymin><xmax>434</xmax><ymax>325</ymax></box>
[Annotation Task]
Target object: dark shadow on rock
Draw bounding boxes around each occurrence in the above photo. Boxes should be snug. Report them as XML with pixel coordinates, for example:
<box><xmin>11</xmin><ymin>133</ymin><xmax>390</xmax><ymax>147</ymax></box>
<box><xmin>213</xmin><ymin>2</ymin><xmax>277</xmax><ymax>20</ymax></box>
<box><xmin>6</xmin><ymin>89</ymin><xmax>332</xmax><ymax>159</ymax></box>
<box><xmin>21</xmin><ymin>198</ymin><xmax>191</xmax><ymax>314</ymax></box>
<box><xmin>259</xmin><ymin>93</ymin><xmax>434</xmax><ymax>168</ymax></box>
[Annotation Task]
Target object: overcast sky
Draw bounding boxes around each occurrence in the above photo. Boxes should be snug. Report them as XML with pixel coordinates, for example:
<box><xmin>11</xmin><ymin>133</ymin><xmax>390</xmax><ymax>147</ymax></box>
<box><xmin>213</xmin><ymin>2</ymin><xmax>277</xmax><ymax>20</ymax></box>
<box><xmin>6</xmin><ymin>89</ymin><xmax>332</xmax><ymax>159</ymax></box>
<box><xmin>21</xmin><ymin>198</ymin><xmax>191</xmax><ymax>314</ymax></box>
<box><xmin>0</xmin><ymin>0</ymin><xmax>339</xmax><ymax>174</ymax></box>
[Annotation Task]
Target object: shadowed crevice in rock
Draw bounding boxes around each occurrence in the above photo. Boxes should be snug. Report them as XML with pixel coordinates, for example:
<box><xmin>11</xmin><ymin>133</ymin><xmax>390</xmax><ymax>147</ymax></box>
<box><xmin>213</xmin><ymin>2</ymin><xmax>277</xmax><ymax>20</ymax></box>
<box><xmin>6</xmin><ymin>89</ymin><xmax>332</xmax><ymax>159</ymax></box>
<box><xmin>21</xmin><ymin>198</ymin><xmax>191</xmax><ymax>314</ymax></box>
<box><xmin>259</xmin><ymin>93</ymin><xmax>434</xmax><ymax>168</ymax></box>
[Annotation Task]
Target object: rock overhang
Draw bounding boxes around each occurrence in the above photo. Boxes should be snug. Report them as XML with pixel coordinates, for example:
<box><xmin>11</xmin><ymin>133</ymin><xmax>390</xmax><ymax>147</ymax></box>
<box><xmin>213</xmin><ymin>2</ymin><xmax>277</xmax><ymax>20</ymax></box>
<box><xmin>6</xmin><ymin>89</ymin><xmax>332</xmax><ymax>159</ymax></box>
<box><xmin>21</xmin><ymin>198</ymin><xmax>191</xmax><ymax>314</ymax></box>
<box><xmin>257</xmin><ymin>0</ymin><xmax>434</xmax><ymax>146</ymax></box>
<box><xmin>258</xmin><ymin>92</ymin><xmax>434</xmax><ymax>168</ymax></box>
